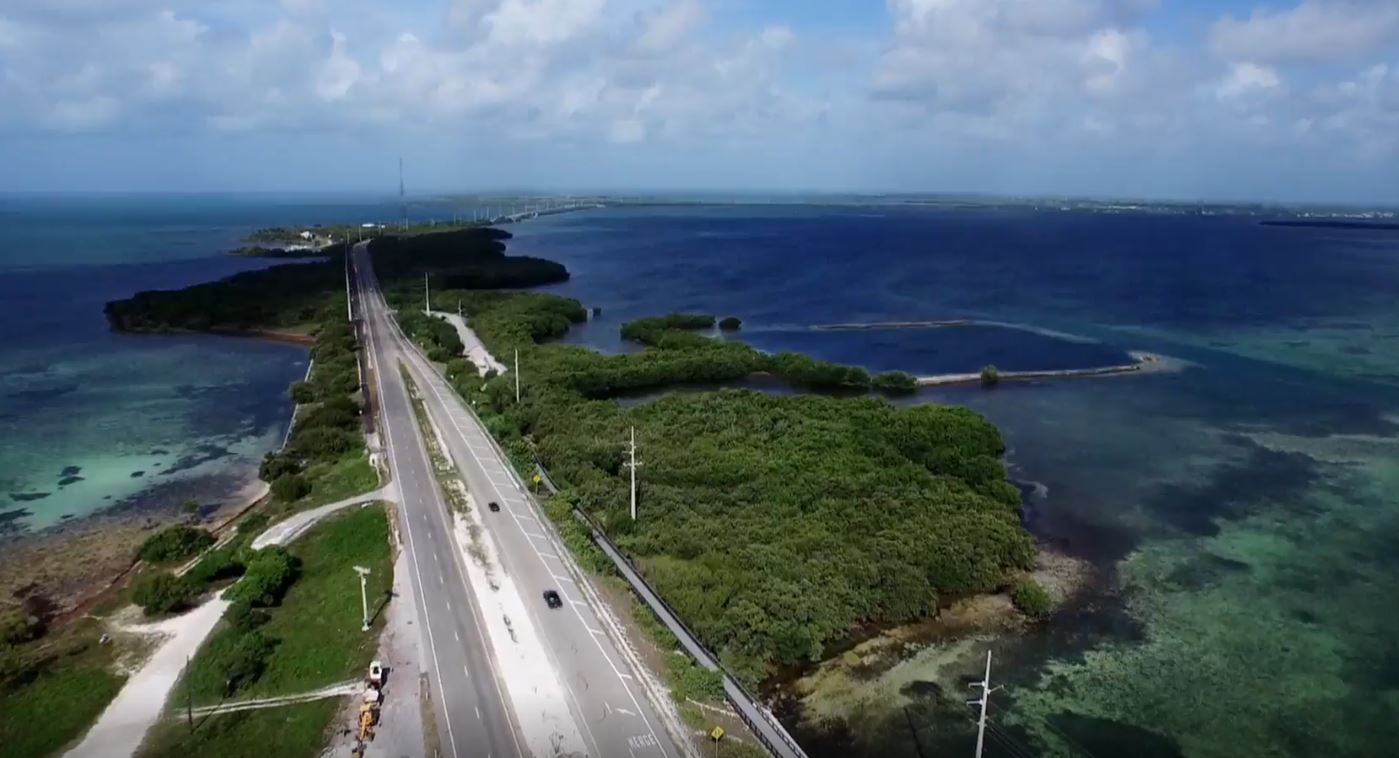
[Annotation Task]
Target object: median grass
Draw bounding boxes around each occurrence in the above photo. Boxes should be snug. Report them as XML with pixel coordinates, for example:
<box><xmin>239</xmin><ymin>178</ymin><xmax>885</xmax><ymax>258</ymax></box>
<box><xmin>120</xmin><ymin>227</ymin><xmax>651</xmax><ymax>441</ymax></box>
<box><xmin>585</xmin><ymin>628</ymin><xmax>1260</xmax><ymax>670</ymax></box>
<box><xmin>141</xmin><ymin>699</ymin><xmax>339</xmax><ymax>758</ymax></box>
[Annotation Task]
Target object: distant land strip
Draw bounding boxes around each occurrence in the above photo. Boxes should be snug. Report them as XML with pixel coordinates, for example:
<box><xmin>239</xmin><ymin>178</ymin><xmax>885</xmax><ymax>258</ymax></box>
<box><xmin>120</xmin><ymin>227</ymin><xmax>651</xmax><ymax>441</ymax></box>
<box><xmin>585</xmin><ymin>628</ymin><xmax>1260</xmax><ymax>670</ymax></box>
<box><xmin>916</xmin><ymin>351</ymin><xmax>1169</xmax><ymax>387</ymax></box>
<box><xmin>1261</xmin><ymin>219</ymin><xmax>1399</xmax><ymax>231</ymax></box>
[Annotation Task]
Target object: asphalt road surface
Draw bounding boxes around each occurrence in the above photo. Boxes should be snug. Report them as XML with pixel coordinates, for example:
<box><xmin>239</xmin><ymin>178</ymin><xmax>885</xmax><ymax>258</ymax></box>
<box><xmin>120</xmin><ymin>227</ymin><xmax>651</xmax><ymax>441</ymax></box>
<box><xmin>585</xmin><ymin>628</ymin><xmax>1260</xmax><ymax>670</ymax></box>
<box><xmin>352</xmin><ymin>242</ymin><xmax>686</xmax><ymax>758</ymax></box>
<box><xmin>351</xmin><ymin>243</ymin><xmax>524</xmax><ymax>758</ymax></box>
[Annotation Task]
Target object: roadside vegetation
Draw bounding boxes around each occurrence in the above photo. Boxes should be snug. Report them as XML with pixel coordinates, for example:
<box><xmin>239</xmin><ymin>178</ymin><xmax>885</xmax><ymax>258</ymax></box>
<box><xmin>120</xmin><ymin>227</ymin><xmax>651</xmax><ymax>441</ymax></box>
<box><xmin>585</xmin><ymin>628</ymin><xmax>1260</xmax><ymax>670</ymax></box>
<box><xmin>369</xmin><ymin>237</ymin><xmax>1036</xmax><ymax>688</ymax></box>
<box><xmin>8</xmin><ymin>247</ymin><xmax>374</xmax><ymax>758</ymax></box>
<box><xmin>137</xmin><ymin>525</ymin><xmax>214</xmax><ymax>564</ymax></box>
<box><xmin>141</xmin><ymin>505</ymin><xmax>391</xmax><ymax>758</ymax></box>
<box><xmin>104</xmin><ymin>255</ymin><xmax>345</xmax><ymax>334</ymax></box>
<box><xmin>0</xmin><ymin>617</ymin><xmax>123</xmax><ymax>758</ymax></box>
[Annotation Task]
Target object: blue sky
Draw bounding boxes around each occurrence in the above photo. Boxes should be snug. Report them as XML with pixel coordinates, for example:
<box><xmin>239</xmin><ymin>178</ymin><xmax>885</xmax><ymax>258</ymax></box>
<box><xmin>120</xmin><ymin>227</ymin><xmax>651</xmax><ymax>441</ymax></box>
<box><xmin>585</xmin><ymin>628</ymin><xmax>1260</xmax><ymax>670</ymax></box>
<box><xmin>1</xmin><ymin>0</ymin><xmax>1397</xmax><ymax>203</ymax></box>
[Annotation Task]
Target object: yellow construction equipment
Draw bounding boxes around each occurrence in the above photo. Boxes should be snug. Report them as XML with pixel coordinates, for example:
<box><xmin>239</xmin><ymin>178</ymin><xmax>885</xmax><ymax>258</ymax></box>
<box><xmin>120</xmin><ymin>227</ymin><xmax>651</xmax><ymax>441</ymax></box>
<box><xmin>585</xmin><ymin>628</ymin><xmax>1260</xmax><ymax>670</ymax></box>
<box><xmin>359</xmin><ymin>703</ymin><xmax>376</xmax><ymax>741</ymax></box>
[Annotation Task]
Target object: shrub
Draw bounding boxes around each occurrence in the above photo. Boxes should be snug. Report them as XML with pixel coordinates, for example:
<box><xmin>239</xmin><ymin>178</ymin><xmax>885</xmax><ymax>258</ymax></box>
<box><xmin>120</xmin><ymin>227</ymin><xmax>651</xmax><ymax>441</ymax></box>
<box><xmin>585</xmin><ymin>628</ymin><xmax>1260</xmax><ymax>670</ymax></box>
<box><xmin>0</xmin><ymin>612</ymin><xmax>40</xmax><ymax>646</ymax></box>
<box><xmin>1012</xmin><ymin>579</ymin><xmax>1053</xmax><ymax>619</ymax></box>
<box><xmin>226</xmin><ymin>600</ymin><xmax>270</xmax><ymax>632</ymax></box>
<box><xmin>185</xmin><ymin>548</ymin><xmax>245</xmax><ymax>586</ymax></box>
<box><xmin>287</xmin><ymin>426</ymin><xmax>360</xmax><ymax>460</ymax></box>
<box><xmin>981</xmin><ymin>365</ymin><xmax>1001</xmax><ymax>387</ymax></box>
<box><xmin>137</xmin><ymin>525</ymin><xmax>214</xmax><ymax>563</ymax></box>
<box><xmin>718</xmin><ymin>316</ymin><xmax>742</xmax><ymax>331</ymax></box>
<box><xmin>667</xmin><ymin>655</ymin><xmax>725</xmax><ymax>702</ymax></box>
<box><xmin>289</xmin><ymin>381</ymin><xmax>317</xmax><ymax>404</ymax></box>
<box><xmin>225</xmin><ymin>547</ymin><xmax>299</xmax><ymax>607</ymax></box>
<box><xmin>221</xmin><ymin>631</ymin><xmax>274</xmax><ymax>695</ymax></box>
<box><xmin>259</xmin><ymin>452</ymin><xmax>302</xmax><ymax>482</ymax></box>
<box><xmin>132</xmin><ymin>572</ymin><xmax>196</xmax><ymax>616</ymax></box>
<box><xmin>271</xmin><ymin>473</ymin><xmax>312</xmax><ymax>502</ymax></box>
<box><xmin>873</xmin><ymin>370</ymin><xmax>918</xmax><ymax>393</ymax></box>
<box><xmin>239</xmin><ymin>512</ymin><xmax>270</xmax><ymax>538</ymax></box>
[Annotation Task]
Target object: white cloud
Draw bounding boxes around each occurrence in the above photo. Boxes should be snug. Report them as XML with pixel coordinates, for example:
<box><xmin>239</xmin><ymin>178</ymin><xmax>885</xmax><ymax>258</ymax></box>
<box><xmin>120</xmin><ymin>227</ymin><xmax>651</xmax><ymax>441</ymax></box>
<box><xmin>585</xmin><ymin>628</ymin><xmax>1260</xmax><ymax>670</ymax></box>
<box><xmin>1214</xmin><ymin>62</ymin><xmax>1282</xmax><ymax>100</ymax></box>
<box><xmin>315</xmin><ymin>31</ymin><xmax>360</xmax><ymax>101</ymax></box>
<box><xmin>44</xmin><ymin>95</ymin><xmax>119</xmax><ymax>131</ymax></box>
<box><xmin>874</xmin><ymin>0</ymin><xmax>1153</xmax><ymax>119</ymax></box>
<box><xmin>609</xmin><ymin>117</ymin><xmax>645</xmax><ymax>143</ymax></box>
<box><xmin>483</xmin><ymin>0</ymin><xmax>605</xmax><ymax>48</ymax></box>
<box><xmin>1209</xmin><ymin>1</ymin><xmax>1399</xmax><ymax>63</ymax></box>
<box><xmin>635</xmin><ymin>0</ymin><xmax>704</xmax><ymax>53</ymax></box>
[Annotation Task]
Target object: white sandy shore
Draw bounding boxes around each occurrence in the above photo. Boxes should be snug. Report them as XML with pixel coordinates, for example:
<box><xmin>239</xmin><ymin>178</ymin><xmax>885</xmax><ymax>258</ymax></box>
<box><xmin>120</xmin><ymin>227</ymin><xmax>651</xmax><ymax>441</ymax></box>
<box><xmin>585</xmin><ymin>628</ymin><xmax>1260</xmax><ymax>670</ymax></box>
<box><xmin>915</xmin><ymin>350</ymin><xmax>1183</xmax><ymax>387</ymax></box>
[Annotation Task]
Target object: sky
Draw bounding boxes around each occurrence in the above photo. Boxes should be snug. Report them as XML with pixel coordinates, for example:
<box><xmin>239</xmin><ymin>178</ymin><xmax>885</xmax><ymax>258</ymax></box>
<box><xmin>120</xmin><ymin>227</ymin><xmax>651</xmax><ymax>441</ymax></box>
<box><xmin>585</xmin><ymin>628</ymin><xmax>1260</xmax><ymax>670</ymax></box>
<box><xmin>1</xmin><ymin>0</ymin><xmax>1397</xmax><ymax>203</ymax></box>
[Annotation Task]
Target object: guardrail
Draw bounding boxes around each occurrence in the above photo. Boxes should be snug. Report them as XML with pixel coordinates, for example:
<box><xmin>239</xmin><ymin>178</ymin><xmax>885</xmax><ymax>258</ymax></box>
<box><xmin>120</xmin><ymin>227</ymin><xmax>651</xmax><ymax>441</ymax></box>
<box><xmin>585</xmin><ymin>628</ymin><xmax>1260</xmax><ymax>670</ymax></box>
<box><xmin>566</xmin><ymin>502</ymin><xmax>809</xmax><ymax>758</ymax></box>
<box><xmin>365</xmin><ymin>268</ymin><xmax>807</xmax><ymax>758</ymax></box>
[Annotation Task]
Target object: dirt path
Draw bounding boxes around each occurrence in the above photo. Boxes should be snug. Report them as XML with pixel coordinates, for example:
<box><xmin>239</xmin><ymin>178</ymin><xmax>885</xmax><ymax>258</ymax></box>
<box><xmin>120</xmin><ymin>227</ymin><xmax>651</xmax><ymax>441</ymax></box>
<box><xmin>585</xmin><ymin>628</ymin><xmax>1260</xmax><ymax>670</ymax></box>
<box><xmin>184</xmin><ymin>680</ymin><xmax>361</xmax><ymax>717</ymax></box>
<box><xmin>66</xmin><ymin>489</ymin><xmax>392</xmax><ymax>758</ymax></box>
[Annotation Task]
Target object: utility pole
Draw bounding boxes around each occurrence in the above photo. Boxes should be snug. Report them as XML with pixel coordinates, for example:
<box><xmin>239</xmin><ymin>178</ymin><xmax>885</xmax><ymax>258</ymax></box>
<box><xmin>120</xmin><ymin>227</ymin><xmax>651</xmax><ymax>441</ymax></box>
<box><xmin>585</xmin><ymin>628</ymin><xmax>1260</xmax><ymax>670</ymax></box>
<box><xmin>186</xmin><ymin>655</ymin><xmax>193</xmax><ymax>732</ymax></box>
<box><xmin>513</xmin><ymin>349</ymin><xmax>520</xmax><ymax>403</ymax></box>
<box><xmin>624</xmin><ymin>427</ymin><xmax>642</xmax><ymax>521</ymax></box>
<box><xmin>968</xmin><ymin>651</ymin><xmax>1000</xmax><ymax>758</ymax></box>
<box><xmin>354</xmin><ymin>566</ymin><xmax>372</xmax><ymax>632</ymax></box>
<box><xmin>423</xmin><ymin>272</ymin><xmax>430</xmax><ymax>314</ymax></box>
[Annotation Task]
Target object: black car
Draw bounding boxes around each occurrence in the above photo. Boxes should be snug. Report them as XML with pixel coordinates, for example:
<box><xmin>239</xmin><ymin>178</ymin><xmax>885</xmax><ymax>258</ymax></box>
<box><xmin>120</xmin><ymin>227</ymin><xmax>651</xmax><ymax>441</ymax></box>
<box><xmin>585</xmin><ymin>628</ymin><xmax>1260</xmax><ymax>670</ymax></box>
<box><xmin>542</xmin><ymin>590</ymin><xmax>563</xmax><ymax>609</ymax></box>
<box><xmin>487</xmin><ymin>501</ymin><xmax>500</xmax><ymax>512</ymax></box>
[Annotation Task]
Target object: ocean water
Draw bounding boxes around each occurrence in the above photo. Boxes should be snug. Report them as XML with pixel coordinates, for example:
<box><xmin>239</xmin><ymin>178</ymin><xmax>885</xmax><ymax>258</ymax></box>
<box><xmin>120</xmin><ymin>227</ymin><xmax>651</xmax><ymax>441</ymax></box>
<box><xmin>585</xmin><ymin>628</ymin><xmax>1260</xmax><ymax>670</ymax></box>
<box><xmin>4</xmin><ymin>197</ymin><xmax>1396</xmax><ymax>757</ymax></box>
<box><xmin>507</xmin><ymin>205</ymin><xmax>1399</xmax><ymax>757</ymax></box>
<box><xmin>0</xmin><ymin>194</ymin><xmax>421</xmax><ymax>534</ymax></box>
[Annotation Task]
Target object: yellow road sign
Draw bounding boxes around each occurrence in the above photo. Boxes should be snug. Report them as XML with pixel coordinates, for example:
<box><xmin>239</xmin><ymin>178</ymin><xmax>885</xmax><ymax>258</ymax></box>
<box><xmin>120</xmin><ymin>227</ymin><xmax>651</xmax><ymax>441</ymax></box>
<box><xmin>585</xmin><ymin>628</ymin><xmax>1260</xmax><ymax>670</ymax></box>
<box><xmin>710</xmin><ymin>726</ymin><xmax>725</xmax><ymax>741</ymax></box>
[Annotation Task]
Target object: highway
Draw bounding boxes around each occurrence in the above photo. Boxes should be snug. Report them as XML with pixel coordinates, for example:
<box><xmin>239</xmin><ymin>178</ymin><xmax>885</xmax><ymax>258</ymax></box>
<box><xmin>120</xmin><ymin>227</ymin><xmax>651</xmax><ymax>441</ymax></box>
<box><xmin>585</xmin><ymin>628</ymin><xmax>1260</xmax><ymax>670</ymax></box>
<box><xmin>349</xmin><ymin>243</ymin><xmax>524</xmax><ymax>758</ymax></box>
<box><xmin>351</xmin><ymin>242</ymin><xmax>687</xmax><ymax>758</ymax></box>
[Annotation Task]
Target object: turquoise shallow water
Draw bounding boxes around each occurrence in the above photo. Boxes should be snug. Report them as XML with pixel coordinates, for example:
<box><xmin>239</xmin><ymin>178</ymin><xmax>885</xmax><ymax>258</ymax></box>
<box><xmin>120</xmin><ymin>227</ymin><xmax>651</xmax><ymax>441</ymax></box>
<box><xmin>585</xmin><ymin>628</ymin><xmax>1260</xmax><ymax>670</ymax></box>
<box><xmin>507</xmin><ymin>206</ymin><xmax>1399</xmax><ymax>757</ymax></box>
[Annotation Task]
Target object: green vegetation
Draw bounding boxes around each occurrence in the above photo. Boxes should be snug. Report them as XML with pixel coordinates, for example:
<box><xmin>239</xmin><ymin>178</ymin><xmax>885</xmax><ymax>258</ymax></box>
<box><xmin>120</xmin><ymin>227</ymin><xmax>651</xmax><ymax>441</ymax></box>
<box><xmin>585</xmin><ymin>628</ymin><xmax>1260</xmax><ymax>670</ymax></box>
<box><xmin>981</xmin><ymin>364</ymin><xmax>1001</xmax><ymax>387</ymax></box>
<box><xmin>257</xmin><ymin>314</ymin><xmax>372</xmax><ymax>510</ymax></box>
<box><xmin>719</xmin><ymin>316</ymin><xmax>742</xmax><ymax>331</ymax></box>
<box><xmin>621</xmin><ymin>313</ymin><xmax>716</xmax><ymax>345</ymax></box>
<box><xmin>140</xmin><ymin>699</ymin><xmax>340</xmax><ymax>758</ymax></box>
<box><xmin>271</xmin><ymin>474</ymin><xmax>312</xmax><ymax>502</ymax></box>
<box><xmin>137</xmin><ymin>525</ymin><xmax>214</xmax><ymax>564</ymax></box>
<box><xmin>360</xmin><ymin>228</ymin><xmax>1037</xmax><ymax>684</ymax></box>
<box><xmin>132</xmin><ymin>571</ymin><xmax>198</xmax><ymax>616</ymax></box>
<box><xmin>224</xmin><ymin>547</ymin><xmax>299</xmax><ymax>608</ymax></box>
<box><xmin>0</xmin><ymin>620</ymin><xmax>123</xmax><ymax>758</ymax></box>
<box><xmin>1012</xmin><ymin>578</ymin><xmax>1053</xmax><ymax>619</ymax></box>
<box><xmin>872</xmin><ymin>370</ymin><xmax>918</xmax><ymax>394</ymax></box>
<box><xmin>369</xmin><ymin>227</ymin><xmax>568</xmax><ymax>289</ymax></box>
<box><xmin>390</xmin><ymin>285</ymin><xmax>1035</xmax><ymax>684</ymax></box>
<box><xmin>179</xmin><ymin>505</ymin><xmax>390</xmax><ymax>706</ymax></box>
<box><xmin>104</xmin><ymin>256</ymin><xmax>344</xmax><ymax>333</ymax></box>
<box><xmin>0</xmin><ymin>611</ymin><xmax>41</xmax><ymax>646</ymax></box>
<box><xmin>398</xmin><ymin>309</ymin><xmax>464</xmax><ymax>362</ymax></box>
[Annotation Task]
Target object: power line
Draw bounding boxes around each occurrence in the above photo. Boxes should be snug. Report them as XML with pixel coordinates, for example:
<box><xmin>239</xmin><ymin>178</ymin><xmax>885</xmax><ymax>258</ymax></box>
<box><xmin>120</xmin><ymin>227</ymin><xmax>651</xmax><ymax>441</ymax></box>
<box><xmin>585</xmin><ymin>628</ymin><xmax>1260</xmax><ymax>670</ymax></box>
<box><xmin>984</xmin><ymin>725</ymin><xmax>1038</xmax><ymax>758</ymax></box>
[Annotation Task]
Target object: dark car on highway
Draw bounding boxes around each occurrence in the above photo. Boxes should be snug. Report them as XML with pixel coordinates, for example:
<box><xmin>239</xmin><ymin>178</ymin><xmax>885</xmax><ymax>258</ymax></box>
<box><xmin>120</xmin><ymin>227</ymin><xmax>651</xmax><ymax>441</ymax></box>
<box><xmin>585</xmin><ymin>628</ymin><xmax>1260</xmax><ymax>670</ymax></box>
<box><xmin>487</xmin><ymin>501</ymin><xmax>500</xmax><ymax>512</ymax></box>
<box><xmin>543</xmin><ymin>590</ymin><xmax>563</xmax><ymax>609</ymax></box>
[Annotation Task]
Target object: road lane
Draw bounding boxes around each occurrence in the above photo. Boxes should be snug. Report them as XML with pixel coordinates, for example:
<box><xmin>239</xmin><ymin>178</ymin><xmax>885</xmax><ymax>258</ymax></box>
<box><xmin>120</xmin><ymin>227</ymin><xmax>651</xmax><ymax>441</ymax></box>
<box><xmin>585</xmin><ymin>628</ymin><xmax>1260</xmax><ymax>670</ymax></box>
<box><xmin>350</xmin><ymin>244</ymin><xmax>524</xmax><ymax>758</ymax></box>
<box><xmin>352</xmin><ymin>244</ymin><xmax>688</xmax><ymax>758</ymax></box>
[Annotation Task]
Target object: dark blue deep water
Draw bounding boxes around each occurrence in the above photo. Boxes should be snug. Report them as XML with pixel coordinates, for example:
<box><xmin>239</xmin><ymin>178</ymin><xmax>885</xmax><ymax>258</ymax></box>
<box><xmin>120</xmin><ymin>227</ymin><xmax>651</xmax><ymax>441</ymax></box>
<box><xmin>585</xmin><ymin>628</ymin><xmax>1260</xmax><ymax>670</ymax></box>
<box><xmin>2</xmin><ymin>198</ymin><xmax>1397</xmax><ymax>757</ymax></box>
<box><xmin>507</xmin><ymin>205</ymin><xmax>1399</xmax><ymax>758</ymax></box>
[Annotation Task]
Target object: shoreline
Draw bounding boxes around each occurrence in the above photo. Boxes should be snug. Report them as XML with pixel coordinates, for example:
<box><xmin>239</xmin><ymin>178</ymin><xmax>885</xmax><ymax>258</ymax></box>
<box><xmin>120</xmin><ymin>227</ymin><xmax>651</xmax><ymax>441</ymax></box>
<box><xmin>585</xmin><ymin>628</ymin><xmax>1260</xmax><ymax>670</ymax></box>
<box><xmin>915</xmin><ymin>350</ymin><xmax>1174</xmax><ymax>387</ymax></box>
<box><xmin>3</xmin><ymin>327</ymin><xmax>307</xmax><ymax>630</ymax></box>
<box><xmin>108</xmin><ymin>322</ymin><xmax>316</xmax><ymax>346</ymax></box>
<box><xmin>0</xmin><ymin>474</ymin><xmax>272</xmax><ymax>631</ymax></box>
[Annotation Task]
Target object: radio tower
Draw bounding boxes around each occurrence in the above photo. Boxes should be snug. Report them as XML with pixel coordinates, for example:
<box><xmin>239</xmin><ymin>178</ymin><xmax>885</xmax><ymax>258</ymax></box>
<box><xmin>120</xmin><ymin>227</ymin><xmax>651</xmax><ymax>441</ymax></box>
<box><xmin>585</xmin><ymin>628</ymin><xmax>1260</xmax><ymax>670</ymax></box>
<box><xmin>398</xmin><ymin>156</ymin><xmax>407</xmax><ymax>231</ymax></box>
